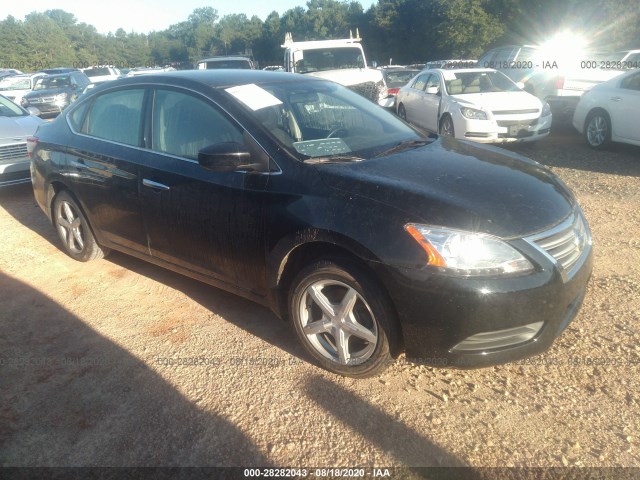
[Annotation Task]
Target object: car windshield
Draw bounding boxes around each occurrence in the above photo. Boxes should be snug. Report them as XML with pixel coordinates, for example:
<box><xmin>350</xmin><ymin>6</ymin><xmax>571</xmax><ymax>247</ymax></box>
<box><xmin>383</xmin><ymin>70</ymin><xmax>420</xmax><ymax>87</ymax></box>
<box><xmin>0</xmin><ymin>76</ymin><xmax>31</xmax><ymax>91</ymax></box>
<box><xmin>226</xmin><ymin>79</ymin><xmax>423</xmax><ymax>161</ymax></box>
<box><xmin>203</xmin><ymin>60</ymin><xmax>252</xmax><ymax>69</ymax></box>
<box><xmin>444</xmin><ymin>70</ymin><xmax>520</xmax><ymax>94</ymax></box>
<box><xmin>34</xmin><ymin>76</ymin><xmax>71</xmax><ymax>90</ymax></box>
<box><xmin>295</xmin><ymin>47</ymin><xmax>365</xmax><ymax>73</ymax></box>
<box><xmin>0</xmin><ymin>95</ymin><xmax>27</xmax><ymax>117</ymax></box>
<box><xmin>84</xmin><ymin>67</ymin><xmax>114</xmax><ymax>77</ymax></box>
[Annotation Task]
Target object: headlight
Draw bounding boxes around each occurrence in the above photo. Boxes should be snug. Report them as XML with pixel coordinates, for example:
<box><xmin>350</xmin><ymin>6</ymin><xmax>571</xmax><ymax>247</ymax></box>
<box><xmin>405</xmin><ymin>224</ymin><xmax>534</xmax><ymax>276</ymax></box>
<box><xmin>460</xmin><ymin>106</ymin><xmax>487</xmax><ymax>120</ymax></box>
<box><xmin>541</xmin><ymin>102</ymin><xmax>551</xmax><ymax>117</ymax></box>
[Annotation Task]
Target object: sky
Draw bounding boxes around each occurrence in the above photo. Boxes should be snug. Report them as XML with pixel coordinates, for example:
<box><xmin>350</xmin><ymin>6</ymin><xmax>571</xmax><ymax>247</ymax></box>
<box><xmin>2</xmin><ymin>0</ymin><xmax>377</xmax><ymax>35</ymax></box>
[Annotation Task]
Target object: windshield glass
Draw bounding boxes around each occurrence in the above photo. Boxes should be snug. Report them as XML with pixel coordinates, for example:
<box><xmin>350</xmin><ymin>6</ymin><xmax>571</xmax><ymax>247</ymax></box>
<box><xmin>0</xmin><ymin>76</ymin><xmax>31</xmax><ymax>91</ymax></box>
<box><xmin>444</xmin><ymin>70</ymin><xmax>520</xmax><ymax>94</ymax></box>
<box><xmin>383</xmin><ymin>70</ymin><xmax>420</xmax><ymax>87</ymax></box>
<box><xmin>226</xmin><ymin>79</ymin><xmax>422</xmax><ymax>161</ymax></box>
<box><xmin>34</xmin><ymin>76</ymin><xmax>71</xmax><ymax>90</ymax></box>
<box><xmin>0</xmin><ymin>95</ymin><xmax>27</xmax><ymax>117</ymax></box>
<box><xmin>295</xmin><ymin>47</ymin><xmax>365</xmax><ymax>73</ymax></box>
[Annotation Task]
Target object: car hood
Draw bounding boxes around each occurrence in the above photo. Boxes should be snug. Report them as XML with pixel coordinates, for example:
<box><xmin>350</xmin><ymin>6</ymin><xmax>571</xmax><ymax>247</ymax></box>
<box><xmin>449</xmin><ymin>91</ymin><xmax>542</xmax><ymax>112</ymax></box>
<box><xmin>316</xmin><ymin>138</ymin><xmax>574</xmax><ymax>239</ymax></box>
<box><xmin>306</xmin><ymin>68</ymin><xmax>383</xmax><ymax>87</ymax></box>
<box><xmin>0</xmin><ymin>114</ymin><xmax>44</xmax><ymax>140</ymax></box>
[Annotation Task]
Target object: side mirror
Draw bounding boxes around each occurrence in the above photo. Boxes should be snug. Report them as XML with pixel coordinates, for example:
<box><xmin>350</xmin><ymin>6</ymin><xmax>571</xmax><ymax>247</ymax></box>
<box><xmin>198</xmin><ymin>142</ymin><xmax>255</xmax><ymax>172</ymax></box>
<box><xmin>425</xmin><ymin>86</ymin><xmax>440</xmax><ymax>95</ymax></box>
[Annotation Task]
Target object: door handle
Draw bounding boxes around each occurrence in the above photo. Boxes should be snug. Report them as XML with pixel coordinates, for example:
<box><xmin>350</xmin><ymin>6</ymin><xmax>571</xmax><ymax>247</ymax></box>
<box><xmin>142</xmin><ymin>179</ymin><xmax>170</xmax><ymax>191</ymax></box>
<box><xmin>610</xmin><ymin>97</ymin><xmax>622</xmax><ymax>102</ymax></box>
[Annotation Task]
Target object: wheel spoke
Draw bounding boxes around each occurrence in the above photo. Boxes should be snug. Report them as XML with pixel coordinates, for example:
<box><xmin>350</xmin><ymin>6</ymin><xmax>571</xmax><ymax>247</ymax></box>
<box><xmin>303</xmin><ymin>318</ymin><xmax>332</xmax><ymax>336</ymax></box>
<box><xmin>308</xmin><ymin>284</ymin><xmax>336</xmax><ymax>318</ymax></box>
<box><xmin>72</xmin><ymin>228</ymin><xmax>84</xmax><ymax>250</ymax></box>
<box><xmin>63</xmin><ymin>202</ymin><xmax>75</xmax><ymax>223</ymax></box>
<box><xmin>337</xmin><ymin>287</ymin><xmax>358</xmax><ymax>320</ymax></box>
<box><xmin>342</xmin><ymin>319</ymin><xmax>377</xmax><ymax>344</ymax></box>
<box><xmin>335</xmin><ymin>328</ymin><xmax>350</xmax><ymax>364</ymax></box>
<box><xmin>58</xmin><ymin>217</ymin><xmax>72</xmax><ymax>230</ymax></box>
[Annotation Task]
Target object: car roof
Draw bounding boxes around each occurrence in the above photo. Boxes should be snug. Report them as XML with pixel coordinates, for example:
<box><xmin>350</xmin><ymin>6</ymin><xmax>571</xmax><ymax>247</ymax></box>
<box><xmin>101</xmin><ymin>70</ymin><xmax>320</xmax><ymax>90</ymax></box>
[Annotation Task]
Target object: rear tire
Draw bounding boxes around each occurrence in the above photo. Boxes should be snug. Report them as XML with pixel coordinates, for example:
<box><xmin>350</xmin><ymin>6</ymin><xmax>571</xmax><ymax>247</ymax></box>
<box><xmin>584</xmin><ymin>110</ymin><xmax>611</xmax><ymax>149</ymax></box>
<box><xmin>289</xmin><ymin>260</ymin><xmax>395</xmax><ymax>377</ymax></box>
<box><xmin>53</xmin><ymin>191</ymin><xmax>108</xmax><ymax>262</ymax></box>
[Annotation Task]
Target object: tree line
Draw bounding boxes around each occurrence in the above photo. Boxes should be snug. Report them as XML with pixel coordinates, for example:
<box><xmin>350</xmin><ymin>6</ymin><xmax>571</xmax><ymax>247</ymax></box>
<box><xmin>0</xmin><ymin>0</ymin><xmax>637</xmax><ymax>72</ymax></box>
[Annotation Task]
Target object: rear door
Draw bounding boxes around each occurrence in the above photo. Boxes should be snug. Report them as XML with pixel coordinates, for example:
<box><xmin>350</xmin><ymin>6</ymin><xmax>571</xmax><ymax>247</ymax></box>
<box><xmin>67</xmin><ymin>87</ymin><xmax>148</xmax><ymax>254</ymax></box>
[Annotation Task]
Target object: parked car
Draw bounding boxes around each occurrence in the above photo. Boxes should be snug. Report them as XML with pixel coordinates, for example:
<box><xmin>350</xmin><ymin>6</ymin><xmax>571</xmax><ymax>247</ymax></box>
<box><xmin>572</xmin><ymin>68</ymin><xmax>640</xmax><ymax>149</ymax></box>
<box><xmin>82</xmin><ymin>65</ymin><xmax>122</xmax><ymax>84</ymax></box>
<box><xmin>0</xmin><ymin>69</ymin><xmax>23</xmax><ymax>80</ymax></box>
<box><xmin>126</xmin><ymin>67</ymin><xmax>176</xmax><ymax>77</ymax></box>
<box><xmin>30</xmin><ymin>70</ymin><xmax>592</xmax><ymax>377</ymax></box>
<box><xmin>0</xmin><ymin>73</ymin><xmax>47</xmax><ymax>105</ymax></box>
<box><xmin>196</xmin><ymin>56</ymin><xmax>255</xmax><ymax>70</ymax></box>
<box><xmin>0</xmin><ymin>94</ymin><xmax>45</xmax><ymax>187</ymax></box>
<box><xmin>38</xmin><ymin>68</ymin><xmax>80</xmax><ymax>74</ymax></box>
<box><xmin>377</xmin><ymin>67</ymin><xmax>419</xmax><ymax>109</ymax></box>
<box><xmin>477</xmin><ymin>44</ymin><xmax>624</xmax><ymax>119</ymax></box>
<box><xmin>21</xmin><ymin>72</ymin><xmax>91</xmax><ymax>118</ymax></box>
<box><xmin>395</xmin><ymin>68</ymin><xmax>552</xmax><ymax>143</ymax></box>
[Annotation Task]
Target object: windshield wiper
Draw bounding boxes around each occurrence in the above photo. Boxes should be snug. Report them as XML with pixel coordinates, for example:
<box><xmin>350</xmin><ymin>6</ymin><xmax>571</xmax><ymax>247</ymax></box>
<box><xmin>373</xmin><ymin>139</ymin><xmax>431</xmax><ymax>158</ymax></box>
<box><xmin>304</xmin><ymin>155</ymin><xmax>364</xmax><ymax>164</ymax></box>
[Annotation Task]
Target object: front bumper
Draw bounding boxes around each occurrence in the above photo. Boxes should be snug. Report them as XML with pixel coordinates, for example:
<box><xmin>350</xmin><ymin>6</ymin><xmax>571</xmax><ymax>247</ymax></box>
<box><xmin>379</xmin><ymin>228</ymin><xmax>593</xmax><ymax>368</ymax></box>
<box><xmin>457</xmin><ymin>113</ymin><xmax>553</xmax><ymax>144</ymax></box>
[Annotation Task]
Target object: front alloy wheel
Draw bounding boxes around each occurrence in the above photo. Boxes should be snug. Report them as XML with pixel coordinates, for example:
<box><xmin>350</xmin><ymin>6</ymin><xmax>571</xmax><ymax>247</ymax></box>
<box><xmin>289</xmin><ymin>260</ymin><xmax>394</xmax><ymax>377</ymax></box>
<box><xmin>439</xmin><ymin>115</ymin><xmax>455</xmax><ymax>137</ymax></box>
<box><xmin>53</xmin><ymin>191</ymin><xmax>108</xmax><ymax>262</ymax></box>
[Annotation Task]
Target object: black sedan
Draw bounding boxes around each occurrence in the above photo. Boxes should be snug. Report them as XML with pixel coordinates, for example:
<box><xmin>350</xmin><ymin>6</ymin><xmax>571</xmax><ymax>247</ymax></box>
<box><xmin>29</xmin><ymin>70</ymin><xmax>592</xmax><ymax>377</ymax></box>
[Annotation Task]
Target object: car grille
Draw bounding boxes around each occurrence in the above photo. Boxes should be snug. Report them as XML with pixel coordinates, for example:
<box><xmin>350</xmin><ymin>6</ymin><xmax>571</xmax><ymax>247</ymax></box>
<box><xmin>526</xmin><ymin>211</ymin><xmax>591</xmax><ymax>281</ymax></box>
<box><xmin>30</xmin><ymin>97</ymin><xmax>56</xmax><ymax>104</ymax></box>
<box><xmin>496</xmin><ymin>118</ymin><xmax>538</xmax><ymax>128</ymax></box>
<box><xmin>492</xmin><ymin>109</ymin><xmax>540</xmax><ymax>115</ymax></box>
<box><xmin>0</xmin><ymin>142</ymin><xmax>28</xmax><ymax>162</ymax></box>
<box><xmin>347</xmin><ymin>81</ymin><xmax>381</xmax><ymax>102</ymax></box>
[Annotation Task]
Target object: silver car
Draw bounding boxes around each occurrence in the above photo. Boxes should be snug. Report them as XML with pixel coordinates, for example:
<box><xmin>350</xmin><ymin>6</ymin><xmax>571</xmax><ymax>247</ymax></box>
<box><xmin>0</xmin><ymin>94</ymin><xmax>45</xmax><ymax>187</ymax></box>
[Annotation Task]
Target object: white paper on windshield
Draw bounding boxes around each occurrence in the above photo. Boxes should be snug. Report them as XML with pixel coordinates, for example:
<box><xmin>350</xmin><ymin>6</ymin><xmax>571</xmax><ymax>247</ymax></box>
<box><xmin>225</xmin><ymin>84</ymin><xmax>282</xmax><ymax>111</ymax></box>
<box><xmin>442</xmin><ymin>71</ymin><xmax>457</xmax><ymax>81</ymax></box>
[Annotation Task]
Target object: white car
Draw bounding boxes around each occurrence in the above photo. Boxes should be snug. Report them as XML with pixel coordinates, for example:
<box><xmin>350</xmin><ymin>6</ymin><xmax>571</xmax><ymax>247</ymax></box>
<box><xmin>0</xmin><ymin>73</ymin><xmax>47</xmax><ymax>105</ymax></box>
<box><xmin>81</xmin><ymin>66</ymin><xmax>122</xmax><ymax>84</ymax></box>
<box><xmin>572</xmin><ymin>68</ymin><xmax>640</xmax><ymax>149</ymax></box>
<box><xmin>395</xmin><ymin>68</ymin><xmax>552</xmax><ymax>143</ymax></box>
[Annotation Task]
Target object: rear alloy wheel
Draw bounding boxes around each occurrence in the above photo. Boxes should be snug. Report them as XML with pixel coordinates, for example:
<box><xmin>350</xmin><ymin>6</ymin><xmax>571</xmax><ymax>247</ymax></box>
<box><xmin>397</xmin><ymin>104</ymin><xmax>407</xmax><ymax>120</ymax></box>
<box><xmin>289</xmin><ymin>260</ymin><xmax>395</xmax><ymax>377</ymax></box>
<box><xmin>584</xmin><ymin>110</ymin><xmax>611</xmax><ymax>149</ymax></box>
<box><xmin>53</xmin><ymin>191</ymin><xmax>108</xmax><ymax>262</ymax></box>
<box><xmin>439</xmin><ymin>115</ymin><xmax>455</xmax><ymax>137</ymax></box>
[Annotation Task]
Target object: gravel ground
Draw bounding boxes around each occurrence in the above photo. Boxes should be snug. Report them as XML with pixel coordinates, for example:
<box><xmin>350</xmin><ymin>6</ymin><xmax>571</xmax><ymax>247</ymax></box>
<box><xmin>0</xmin><ymin>123</ymin><xmax>639</xmax><ymax>473</ymax></box>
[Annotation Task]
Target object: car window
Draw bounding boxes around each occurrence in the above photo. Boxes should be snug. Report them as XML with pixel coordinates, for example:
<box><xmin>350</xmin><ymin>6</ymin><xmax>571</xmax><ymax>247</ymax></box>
<box><xmin>620</xmin><ymin>71</ymin><xmax>640</xmax><ymax>91</ymax></box>
<box><xmin>515</xmin><ymin>47</ymin><xmax>538</xmax><ymax>62</ymax></box>
<box><xmin>412</xmin><ymin>74</ymin><xmax>430</xmax><ymax>91</ymax></box>
<box><xmin>151</xmin><ymin>89</ymin><xmax>244</xmax><ymax>160</ymax></box>
<box><xmin>425</xmin><ymin>74</ymin><xmax>440</xmax><ymax>92</ymax></box>
<box><xmin>82</xmin><ymin>88</ymin><xmax>145</xmax><ymax>146</ymax></box>
<box><xmin>493</xmin><ymin>48</ymin><xmax>515</xmax><ymax>64</ymax></box>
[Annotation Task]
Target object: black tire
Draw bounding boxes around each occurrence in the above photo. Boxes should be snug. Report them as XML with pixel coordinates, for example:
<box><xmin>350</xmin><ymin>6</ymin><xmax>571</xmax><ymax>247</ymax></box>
<box><xmin>584</xmin><ymin>110</ymin><xmax>611</xmax><ymax>150</ymax></box>
<box><xmin>52</xmin><ymin>190</ymin><xmax>108</xmax><ymax>262</ymax></box>
<box><xmin>289</xmin><ymin>259</ymin><xmax>396</xmax><ymax>378</ymax></box>
<box><xmin>397</xmin><ymin>103</ymin><xmax>407</xmax><ymax>120</ymax></box>
<box><xmin>439</xmin><ymin>115</ymin><xmax>455</xmax><ymax>137</ymax></box>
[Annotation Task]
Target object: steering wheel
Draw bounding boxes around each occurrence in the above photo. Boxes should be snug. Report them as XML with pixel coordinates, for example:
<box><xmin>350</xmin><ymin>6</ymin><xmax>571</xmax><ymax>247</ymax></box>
<box><xmin>326</xmin><ymin>128</ymin><xmax>348</xmax><ymax>138</ymax></box>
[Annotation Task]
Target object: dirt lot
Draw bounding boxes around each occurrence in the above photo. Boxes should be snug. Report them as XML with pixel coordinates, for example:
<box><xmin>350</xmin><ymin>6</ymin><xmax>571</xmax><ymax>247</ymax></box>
<box><xmin>1</xmin><ymin>123</ymin><xmax>639</xmax><ymax>473</ymax></box>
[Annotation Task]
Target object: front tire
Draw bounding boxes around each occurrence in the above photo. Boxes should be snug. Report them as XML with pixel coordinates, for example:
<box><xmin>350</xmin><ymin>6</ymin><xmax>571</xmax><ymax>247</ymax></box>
<box><xmin>53</xmin><ymin>190</ymin><xmax>108</xmax><ymax>262</ymax></box>
<box><xmin>584</xmin><ymin>110</ymin><xmax>611</xmax><ymax>149</ymax></box>
<box><xmin>289</xmin><ymin>260</ymin><xmax>395</xmax><ymax>377</ymax></box>
<box><xmin>439</xmin><ymin>115</ymin><xmax>455</xmax><ymax>137</ymax></box>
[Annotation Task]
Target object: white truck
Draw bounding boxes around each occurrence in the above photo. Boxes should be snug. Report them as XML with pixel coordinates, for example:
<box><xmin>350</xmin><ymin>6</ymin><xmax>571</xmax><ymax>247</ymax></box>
<box><xmin>282</xmin><ymin>31</ymin><xmax>384</xmax><ymax>102</ymax></box>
